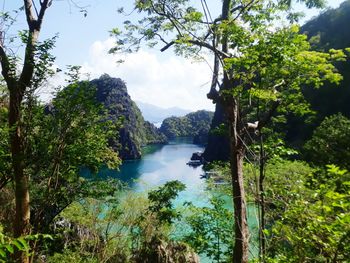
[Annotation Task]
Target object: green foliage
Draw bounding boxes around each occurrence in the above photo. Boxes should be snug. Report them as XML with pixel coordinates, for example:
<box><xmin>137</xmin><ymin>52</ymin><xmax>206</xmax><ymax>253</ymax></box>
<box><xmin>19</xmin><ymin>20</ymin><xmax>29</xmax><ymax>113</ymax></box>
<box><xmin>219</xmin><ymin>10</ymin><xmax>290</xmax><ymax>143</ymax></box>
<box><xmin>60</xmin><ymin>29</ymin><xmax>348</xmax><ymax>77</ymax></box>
<box><xmin>47</xmin><ymin>250</ymin><xmax>98</xmax><ymax>263</ymax></box>
<box><xmin>183</xmin><ymin>197</ymin><xmax>233</xmax><ymax>262</ymax></box>
<box><xmin>160</xmin><ymin>110</ymin><xmax>213</xmax><ymax>142</ymax></box>
<box><xmin>22</xmin><ymin>76</ymin><xmax>122</xmax><ymax>231</ymax></box>
<box><xmin>287</xmin><ymin>1</ymin><xmax>350</xmax><ymax>146</ymax></box>
<box><xmin>267</xmin><ymin>165</ymin><xmax>350</xmax><ymax>262</ymax></box>
<box><xmin>303</xmin><ymin>113</ymin><xmax>350</xmax><ymax>170</ymax></box>
<box><xmin>46</xmin><ymin>181</ymin><xmax>187</xmax><ymax>262</ymax></box>
<box><xmin>201</xmin><ymin>159</ymin><xmax>349</xmax><ymax>262</ymax></box>
<box><xmin>0</xmin><ymin>226</ymin><xmax>53</xmax><ymax>263</ymax></box>
<box><xmin>0</xmin><ymin>230</ymin><xmax>29</xmax><ymax>262</ymax></box>
<box><xmin>0</xmin><ymin>86</ymin><xmax>10</xmax><ymax>189</ymax></box>
<box><xmin>223</xmin><ymin>24</ymin><xmax>343</xmax><ymax>119</ymax></box>
<box><xmin>262</xmin><ymin>160</ymin><xmax>314</xmax><ymax>216</ymax></box>
<box><xmin>148</xmin><ymin>180</ymin><xmax>186</xmax><ymax>224</ymax></box>
<box><xmin>49</xmin><ymin>195</ymin><xmax>132</xmax><ymax>262</ymax></box>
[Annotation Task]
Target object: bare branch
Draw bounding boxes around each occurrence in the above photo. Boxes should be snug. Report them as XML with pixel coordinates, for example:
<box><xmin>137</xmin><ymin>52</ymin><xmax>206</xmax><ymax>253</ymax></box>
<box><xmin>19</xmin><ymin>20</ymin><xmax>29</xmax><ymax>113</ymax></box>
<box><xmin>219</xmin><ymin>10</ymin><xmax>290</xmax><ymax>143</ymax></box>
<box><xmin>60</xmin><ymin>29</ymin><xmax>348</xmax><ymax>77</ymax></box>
<box><xmin>38</xmin><ymin>0</ymin><xmax>50</xmax><ymax>28</ymax></box>
<box><xmin>154</xmin><ymin>33</ymin><xmax>169</xmax><ymax>45</ymax></box>
<box><xmin>231</xmin><ymin>5</ymin><xmax>244</xmax><ymax>14</ymax></box>
<box><xmin>19</xmin><ymin>0</ymin><xmax>51</xmax><ymax>88</ymax></box>
<box><xmin>23</xmin><ymin>0</ymin><xmax>36</xmax><ymax>30</ymax></box>
<box><xmin>160</xmin><ymin>41</ymin><xmax>174</xmax><ymax>52</ymax></box>
<box><xmin>189</xmin><ymin>39</ymin><xmax>230</xmax><ymax>58</ymax></box>
<box><xmin>233</xmin><ymin>0</ymin><xmax>257</xmax><ymax>21</ymax></box>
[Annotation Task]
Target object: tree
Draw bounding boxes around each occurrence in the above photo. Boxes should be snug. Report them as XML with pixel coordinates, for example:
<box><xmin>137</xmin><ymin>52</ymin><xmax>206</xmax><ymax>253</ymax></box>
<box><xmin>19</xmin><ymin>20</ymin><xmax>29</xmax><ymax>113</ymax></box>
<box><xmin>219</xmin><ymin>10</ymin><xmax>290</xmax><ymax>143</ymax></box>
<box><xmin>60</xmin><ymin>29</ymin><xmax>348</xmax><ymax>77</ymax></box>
<box><xmin>0</xmin><ymin>68</ymin><xmax>123</xmax><ymax>261</ymax></box>
<box><xmin>183</xmin><ymin>196</ymin><xmax>233</xmax><ymax>263</ymax></box>
<box><xmin>0</xmin><ymin>85</ymin><xmax>11</xmax><ymax>190</ymax></box>
<box><xmin>267</xmin><ymin>164</ymin><xmax>350</xmax><ymax>262</ymax></box>
<box><xmin>27</xmin><ymin>79</ymin><xmax>121</xmax><ymax>233</ymax></box>
<box><xmin>0</xmin><ymin>1</ymin><xmax>52</xmax><ymax>261</ymax></box>
<box><xmin>304</xmin><ymin>113</ymin><xmax>350</xmax><ymax>170</ymax></box>
<box><xmin>112</xmin><ymin>0</ymin><xmax>343</xmax><ymax>262</ymax></box>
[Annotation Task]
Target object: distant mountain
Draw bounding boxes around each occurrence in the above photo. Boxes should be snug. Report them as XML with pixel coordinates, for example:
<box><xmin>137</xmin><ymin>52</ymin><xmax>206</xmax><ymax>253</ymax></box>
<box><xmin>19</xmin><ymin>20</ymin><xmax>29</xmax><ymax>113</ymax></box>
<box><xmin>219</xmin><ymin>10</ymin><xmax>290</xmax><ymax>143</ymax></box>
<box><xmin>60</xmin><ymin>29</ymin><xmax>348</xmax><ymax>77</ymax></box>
<box><xmin>160</xmin><ymin>110</ymin><xmax>214</xmax><ymax>144</ymax></box>
<box><xmin>135</xmin><ymin>101</ymin><xmax>191</xmax><ymax>124</ymax></box>
<box><xmin>91</xmin><ymin>74</ymin><xmax>167</xmax><ymax>160</ymax></box>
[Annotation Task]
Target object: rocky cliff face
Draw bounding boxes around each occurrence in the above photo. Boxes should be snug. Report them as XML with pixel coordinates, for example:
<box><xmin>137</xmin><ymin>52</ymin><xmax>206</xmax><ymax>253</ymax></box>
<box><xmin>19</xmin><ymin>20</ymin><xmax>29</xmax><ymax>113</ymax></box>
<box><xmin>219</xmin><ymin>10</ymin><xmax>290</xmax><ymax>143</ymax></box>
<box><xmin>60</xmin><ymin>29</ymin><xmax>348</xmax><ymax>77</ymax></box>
<box><xmin>91</xmin><ymin>74</ymin><xmax>167</xmax><ymax>160</ymax></box>
<box><xmin>203</xmin><ymin>103</ymin><xmax>230</xmax><ymax>162</ymax></box>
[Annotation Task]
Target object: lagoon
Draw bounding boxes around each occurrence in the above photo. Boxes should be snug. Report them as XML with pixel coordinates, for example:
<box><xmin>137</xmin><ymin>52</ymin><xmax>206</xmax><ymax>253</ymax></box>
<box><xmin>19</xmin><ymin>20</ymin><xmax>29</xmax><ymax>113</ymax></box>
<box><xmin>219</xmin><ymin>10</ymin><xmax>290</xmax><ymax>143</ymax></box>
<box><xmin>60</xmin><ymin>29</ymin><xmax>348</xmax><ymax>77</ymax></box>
<box><xmin>102</xmin><ymin>137</ymin><xmax>210</xmax><ymax>207</ymax></box>
<box><xmin>99</xmin><ymin>137</ymin><xmax>259</xmax><ymax>261</ymax></box>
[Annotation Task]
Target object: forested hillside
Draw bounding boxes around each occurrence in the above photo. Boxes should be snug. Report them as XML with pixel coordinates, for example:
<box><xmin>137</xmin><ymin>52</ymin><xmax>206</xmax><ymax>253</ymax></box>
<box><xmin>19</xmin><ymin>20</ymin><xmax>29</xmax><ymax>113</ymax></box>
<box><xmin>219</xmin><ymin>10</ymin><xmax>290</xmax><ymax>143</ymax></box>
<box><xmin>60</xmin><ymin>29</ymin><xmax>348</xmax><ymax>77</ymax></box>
<box><xmin>159</xmin><ymin>110</ymin><xmax>213</xmax><ymax>144</ymax></box>
<box><xmin>287</xmin><ymin>0</ymin><xmax>350</xmax><ymax>143</ymax></box>
<box><xmin>91</xmin><ymin>74</ymin><xmax>167</xmax><ymax>159</ymax></box>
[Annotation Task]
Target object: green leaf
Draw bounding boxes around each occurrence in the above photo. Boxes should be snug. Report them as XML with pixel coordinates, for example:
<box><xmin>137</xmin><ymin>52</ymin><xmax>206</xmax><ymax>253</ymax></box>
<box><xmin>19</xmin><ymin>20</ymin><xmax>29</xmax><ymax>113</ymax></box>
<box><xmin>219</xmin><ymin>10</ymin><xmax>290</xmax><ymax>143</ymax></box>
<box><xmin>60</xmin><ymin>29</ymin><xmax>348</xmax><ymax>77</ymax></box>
<box><xmin>4</xmin><ymin>245</ymin><xmax>13</xmax><ymax>254</ymax></box>
<box><xmin>12</xmin><ymin>240</ymin><xmax>23</xmax><ymax>250</ymax></box>
<box><xmin>0</xmin><ymin>249</ymin><xmax>6</xmax><ymax>258</ymax></box>
<box><xmin>17</xmin><ymin>238</ymin><xmax>29</xmax><ymax>251</ymax></box>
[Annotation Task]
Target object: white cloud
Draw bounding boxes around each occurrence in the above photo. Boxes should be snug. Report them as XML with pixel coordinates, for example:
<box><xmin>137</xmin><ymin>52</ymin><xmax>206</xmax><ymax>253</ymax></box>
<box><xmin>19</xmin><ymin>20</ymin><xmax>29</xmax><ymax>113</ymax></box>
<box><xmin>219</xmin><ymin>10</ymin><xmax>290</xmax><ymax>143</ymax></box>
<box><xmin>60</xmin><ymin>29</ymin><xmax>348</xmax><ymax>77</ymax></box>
<box><xmin>80</xmin><ymin>38</ymin><xmax>215</xmax><ymax>111</ymax></box>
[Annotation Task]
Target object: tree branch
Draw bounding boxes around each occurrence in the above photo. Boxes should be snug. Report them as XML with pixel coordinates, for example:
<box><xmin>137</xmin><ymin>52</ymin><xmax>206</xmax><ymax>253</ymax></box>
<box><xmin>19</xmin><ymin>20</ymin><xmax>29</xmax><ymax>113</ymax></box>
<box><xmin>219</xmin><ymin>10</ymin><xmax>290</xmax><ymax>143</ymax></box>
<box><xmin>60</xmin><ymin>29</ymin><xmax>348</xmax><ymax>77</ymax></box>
<box><xmin>160</xmin><ymin>41</ymin><xmax>174</xmax><ymax>52</ymax></box>
<box><xmin>188</xmin><ymin>39</ymin><xmax>230</xmax><ymax>58</ymax></box>
<box><xmin>0</xmin><ymin>175</ymin><xmax>12</xmax><ymax>190</ymax></box>
<box><xmin>0</xmin><ymin>46</ymin><xmax>15</xmax><ymax>86</ymax></box>
<box><xmin>247</xmin><ymin>99</ymin><xmax>281</xmax><ymax>131</ymax></box>
<box><xmin>19</xmin><ymin>0</ymin><xmax>51</xmax><ymax>88</ymax></box>
<box><xmin>38</xmin><ymin>0</ymin><xmax>51</xmax><ymax>27</ymax></box>
<box><xmin>24</xmin><ymin>0</ymin><xmax>37</xmax><ymax>30</ymax></box>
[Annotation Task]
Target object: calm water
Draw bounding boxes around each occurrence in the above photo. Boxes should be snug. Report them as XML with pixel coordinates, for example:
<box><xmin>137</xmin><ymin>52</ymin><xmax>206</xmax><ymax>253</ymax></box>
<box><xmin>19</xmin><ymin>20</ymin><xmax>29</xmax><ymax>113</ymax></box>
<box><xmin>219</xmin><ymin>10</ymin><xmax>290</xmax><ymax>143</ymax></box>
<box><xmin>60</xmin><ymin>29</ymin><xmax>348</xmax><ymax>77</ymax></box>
<box><xmin>100</xmin><ymin>137</ymin><xmax>210</xmax><ymax>207</ymax></box>
<box><xmin>97</xmin><ymin>137</ymin><xmax>259</xmax><ymax>260</ymax></box>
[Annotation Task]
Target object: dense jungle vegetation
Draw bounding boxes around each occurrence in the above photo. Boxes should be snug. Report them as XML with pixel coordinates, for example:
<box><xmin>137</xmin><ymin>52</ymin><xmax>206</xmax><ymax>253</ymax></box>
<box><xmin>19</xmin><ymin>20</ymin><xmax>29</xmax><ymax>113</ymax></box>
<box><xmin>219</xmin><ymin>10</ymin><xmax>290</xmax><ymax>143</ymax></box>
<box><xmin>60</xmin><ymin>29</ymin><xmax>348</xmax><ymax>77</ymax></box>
<box><xmin>159</xmin><ymin>110</ymin><xmax>213</xmax><ymax>144</ymax></box>
<box><xmin>1</xmin><ymin>0</ymin><xmax>350</xmax><ymax>263</ymax></box>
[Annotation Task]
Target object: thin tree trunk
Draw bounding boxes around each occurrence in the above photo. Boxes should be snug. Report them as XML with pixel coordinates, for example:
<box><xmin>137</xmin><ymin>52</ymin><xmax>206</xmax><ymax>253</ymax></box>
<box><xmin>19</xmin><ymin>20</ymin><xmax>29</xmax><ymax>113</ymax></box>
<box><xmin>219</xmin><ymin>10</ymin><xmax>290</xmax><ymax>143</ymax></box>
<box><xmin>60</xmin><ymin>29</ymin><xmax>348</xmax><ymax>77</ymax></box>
<box><xmin>9</xmin><ymin>85</ymin><xmax>30</xmax><ymax>263</ymax></box>
<box><xmin>227</xmin><ymin>101</ymin><xmax>249</xmax><ymax>263</ymax></box>
<box><xmin>259</xmin><ymin>137</ymin><xmax>266</xmax><ymax>262</ymax></box>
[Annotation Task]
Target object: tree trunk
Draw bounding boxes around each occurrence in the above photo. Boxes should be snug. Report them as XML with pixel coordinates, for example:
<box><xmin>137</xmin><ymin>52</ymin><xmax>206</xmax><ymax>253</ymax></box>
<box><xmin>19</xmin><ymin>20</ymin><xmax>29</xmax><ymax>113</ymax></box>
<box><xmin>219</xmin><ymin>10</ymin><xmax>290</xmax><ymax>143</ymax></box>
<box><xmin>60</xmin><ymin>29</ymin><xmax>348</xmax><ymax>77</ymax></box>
<box><xmin>9</xmin><ymin>85</ymin><xmax>30</xmax><ymax>263</ymax></box>
<box><xmin>226</xmin><ymin>101</ymin><xmax>249</xmax><ymax>263</ymax></box>
<box><xmin>0</xmin><ymin>2</ymin><xmax>50</xmax><ymax>263</ymax></box>
<box><xmin>259</xmin><ymin>138</ymin><xmax>266</xmax><ymax>262</ymax></box>
<box><xmin>220</xmin><ymin>0</ymin><xmax>249</xmax><ymax>260</ymax></box>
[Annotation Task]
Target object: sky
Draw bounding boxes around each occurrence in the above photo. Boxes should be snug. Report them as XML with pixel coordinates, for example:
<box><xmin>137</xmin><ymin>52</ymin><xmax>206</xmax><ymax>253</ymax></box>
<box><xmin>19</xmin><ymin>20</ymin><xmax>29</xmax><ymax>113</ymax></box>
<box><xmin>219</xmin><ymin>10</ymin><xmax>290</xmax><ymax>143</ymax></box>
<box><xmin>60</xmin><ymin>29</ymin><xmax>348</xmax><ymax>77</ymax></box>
<box><xmin>0</xmin><ymin>0</ymin><xmax>345</xmax><ymax>111</ymax></box>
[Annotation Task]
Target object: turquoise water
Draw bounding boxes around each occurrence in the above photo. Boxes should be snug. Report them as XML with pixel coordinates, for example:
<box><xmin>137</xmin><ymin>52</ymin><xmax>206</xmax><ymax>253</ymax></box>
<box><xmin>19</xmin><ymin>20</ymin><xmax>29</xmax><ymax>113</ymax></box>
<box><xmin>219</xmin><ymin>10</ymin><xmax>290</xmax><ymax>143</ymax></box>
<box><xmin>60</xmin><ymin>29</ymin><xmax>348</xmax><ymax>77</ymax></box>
<box><xmin>100</xmin><ymin>138</ymin><xmax>211</xmax><ymax>207</ymax></box>
<box><xmin>97</xmin><ymin>137</ymin><xmax>259</xmax><ymax>261</ymax></box>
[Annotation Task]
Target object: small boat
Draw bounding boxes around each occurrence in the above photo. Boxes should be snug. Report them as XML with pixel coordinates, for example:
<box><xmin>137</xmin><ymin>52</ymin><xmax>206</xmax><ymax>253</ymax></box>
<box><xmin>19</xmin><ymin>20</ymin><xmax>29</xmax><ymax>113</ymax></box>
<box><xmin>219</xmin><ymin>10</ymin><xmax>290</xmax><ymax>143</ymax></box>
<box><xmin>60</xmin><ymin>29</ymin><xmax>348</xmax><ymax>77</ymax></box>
<box><xmin>186</xmin><ymin>160</ymin><xmax>202</xmax><ymax>166</ymax></box>
<box><xmin>190</xmin><ymin>151</ymin><xmax>203</xmax><ymax>161</ymax></box>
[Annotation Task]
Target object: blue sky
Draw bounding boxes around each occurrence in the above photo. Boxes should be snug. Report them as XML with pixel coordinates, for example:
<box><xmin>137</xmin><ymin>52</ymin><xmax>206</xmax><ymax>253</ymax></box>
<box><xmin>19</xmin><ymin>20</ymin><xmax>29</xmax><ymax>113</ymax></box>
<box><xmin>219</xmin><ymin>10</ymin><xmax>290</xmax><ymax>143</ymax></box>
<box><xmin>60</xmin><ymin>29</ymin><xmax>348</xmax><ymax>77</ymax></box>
<box><xmin>1</xmin><ymin>0</ymin><xmax>345</xmax><ymax>110</ymax></box>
